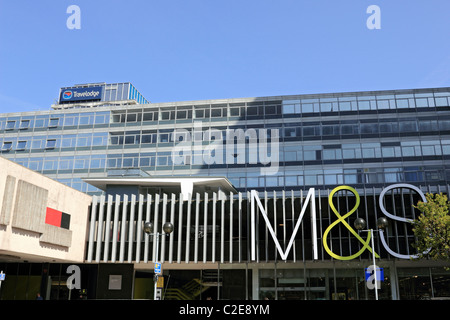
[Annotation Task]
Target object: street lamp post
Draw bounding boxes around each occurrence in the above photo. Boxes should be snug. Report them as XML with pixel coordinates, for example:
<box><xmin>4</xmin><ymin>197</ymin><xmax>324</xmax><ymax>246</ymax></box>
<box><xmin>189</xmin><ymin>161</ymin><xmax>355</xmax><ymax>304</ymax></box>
<box><xmin>354</xmin><ymin>217</ymin><xmax>388</xmax><ymax>300</ymax></box>
<box><xmin>143</xmin><ymin>221</ymin><xmax>174</xmax><ymax>300</ymax></box>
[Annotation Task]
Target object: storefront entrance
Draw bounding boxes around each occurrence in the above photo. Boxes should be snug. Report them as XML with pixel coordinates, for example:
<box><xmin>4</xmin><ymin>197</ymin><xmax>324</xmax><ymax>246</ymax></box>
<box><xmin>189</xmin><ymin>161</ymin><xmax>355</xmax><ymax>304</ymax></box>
<box><xmin>259</xmin><ymin>267</ymin><xmax>392</xmax><ymax>300</ymax></box>
<box><xmin>134</xmin><ymin>268</ymin><xmax>251</xmax><ymax>300</ymax></box>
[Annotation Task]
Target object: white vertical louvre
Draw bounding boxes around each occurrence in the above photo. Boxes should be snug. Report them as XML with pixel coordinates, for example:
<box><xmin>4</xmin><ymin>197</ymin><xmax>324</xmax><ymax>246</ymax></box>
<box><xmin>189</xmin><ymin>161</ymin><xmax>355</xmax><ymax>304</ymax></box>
<box><xmin>238</xmin><ymin>192</ymin><xmax>242</xmax><ymax>263</ymax></box>
<box><xmin>229</xmin><ymin>192</ymin><xmax>233</xmax><ymax>263</ymax></box>
<box><xmin>203</xmin><ymin>192</ymin><xmax>208</xmax><ymax>263</ymax></box>
<box><xmin>177</xmin><ymin>193</ymin><xmax>183</xmax><ymax>264</ymax></box>
<box><xmin>160</xmin><ymin>194</ymin><xmax>168</xmax><ymax>263</ymax></box>
<box><xmin>95</xmin><ymin>195</ymin><xmax>105</xmax><ymax>262</ymax></box>
<box><xmin>87</xmin><ymin>195</ymin><xmax>97</xmax><ymax>262</ymax></box>
<box><xmin>184</xmin><ymin>194</ymin><xmax>192</xmax><ymax>263</ymax></box>
<box><xmin>152</xmin><ymin>194</ymin><xmax>160</xmax><ymax>262</ymax></box>
<box><xmin>119</xmin><ymin>194</ymin><xmax>128</xmax><ymax>263</ymax></box>
<box><xmin>127</xmin><ymin>194</ymin><xmax>136</xmax><ymax>263</ymax></box>
<box><xmin>220</xmin><ymin>196</ymin><xmax>225</xmax><ymax>263</ymax></box>
<box><xmin>111</xmin><ymin>194</ymin><xmax>120</xmax><ymax>263</ymax></box>
<box><xmin>194</xmin><ymin>193</ymin><xmax>200</xmax><ymax>263</ymax></box>
<box><xmin>144</xmin><ymin>194</ymin><xmax>152</xmax><ymax>263</ymax></box>
<box><xmin>103</xmin><ymin>195</ymin><xmax>113</xmax><ymax>262</ymax></box>
<box><xmin>212</xmin><ymin>192</ymin><xmax>217</xmax><ymax>263</ymax></box>
<box><xmin>168</xmin><ymin>193</ymin><xmax>176</xmax><ymax>263</ymax></box>
<box><xmin>135</xmin><ymin>194</ymin><xmax>144</xmax><ymax>263</ymax></box>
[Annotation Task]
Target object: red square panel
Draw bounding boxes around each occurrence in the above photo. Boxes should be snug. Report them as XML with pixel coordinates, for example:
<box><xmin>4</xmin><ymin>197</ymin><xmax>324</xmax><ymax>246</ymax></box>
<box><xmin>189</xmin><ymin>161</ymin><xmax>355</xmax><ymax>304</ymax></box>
<box><xmin>45</xmin><ymin>207</ymin><xmax>62</xmax><ymax>227</ymax></box>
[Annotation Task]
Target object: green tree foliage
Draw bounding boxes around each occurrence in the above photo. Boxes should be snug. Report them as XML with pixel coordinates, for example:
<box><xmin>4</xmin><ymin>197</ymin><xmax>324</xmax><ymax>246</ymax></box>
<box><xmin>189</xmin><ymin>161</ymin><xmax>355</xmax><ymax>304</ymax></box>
<box><xmin>412</xmin><ymin>193</ymin><xmax>450</xmax><ymax>262</ymax></box>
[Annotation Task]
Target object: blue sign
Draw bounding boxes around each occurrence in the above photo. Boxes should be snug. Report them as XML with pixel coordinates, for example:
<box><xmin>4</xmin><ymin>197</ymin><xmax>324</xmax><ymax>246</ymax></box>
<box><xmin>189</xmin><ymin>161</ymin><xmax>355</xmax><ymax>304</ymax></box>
<box><xmin>365</xmin><ymin>267</ymin><xmax>384</xmax><ymax>281</ymax></box>
<box><xmin>60</xmin><ymin>86</ymin><xmax>103</xmax><ymax>102</ymax></box>
<box><xmin>154</xmin><ymin>263</ymin><xmax>162</xmax><ymax>274</ymax></box>
<box><xmin>0</xmin><ymin>273</ymin><xmax>5</xmax><ymax>281</ymax></box>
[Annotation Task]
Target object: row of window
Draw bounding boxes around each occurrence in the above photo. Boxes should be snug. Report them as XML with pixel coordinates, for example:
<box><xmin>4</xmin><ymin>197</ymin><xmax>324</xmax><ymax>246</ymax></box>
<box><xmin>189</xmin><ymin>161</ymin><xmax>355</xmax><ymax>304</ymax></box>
<box><xmin>7</xmin><ymin>137</ymin><xmax>449</xmax><ymax>173</ymax></box>
<box><xmin>282</xmin><ymin>140</ymin><xmax>450</xmax><ymax>161</ymax></box>
<box><xmin>0</xmin><ymin>132</ymin><xmax>109</xmax><ymax>151</ymax></box>
<box><xmin>2</xmin><ymin>116</ymin><xmax>449</xmax><ymax>152</ymax></box>
<box><xmin>110</xmin><ymin>95</ymin><xmax>450</xmax><ymax>123</ymax></box>
<box><xmin>2</xmin><ymin>132</ymin><xmax>450</xmax><ymax>164</ymax></box>
<box><xmin>282</xmin><ymin>93</ymin><xmax>450</xmax><ymax>114</ymax></box>
<box><xmin>111</xmin><ymin>105</ymin><xmax>246</xmax><ymax>123</ymax></box>
<box><xmin>2</xmin><ymin>93</ymin><xmax>449</xmax><ymax>131</ymax></box>
<box><xmin>43</xmin><ymin>164</ymin><xmax>449</xmax><ymax>194</ymax></box>
<box><xmin>231</xmin><ymin>167</ymin><xmax>449</xmax><ymax>188</ymax></box>
<box><xmin>107</xmin><ymin>118</ymin><xmax>450</xmax><ymax>147</ymax></box>
<box><xmin>284</xmin><ymin>118</ymin><xmax>450</xmax><ymax>138</ymax></box>
<box><xmin>0</xmin><ymin>112</ymin><xmax>110</xmax><ymax>131</ymax></box>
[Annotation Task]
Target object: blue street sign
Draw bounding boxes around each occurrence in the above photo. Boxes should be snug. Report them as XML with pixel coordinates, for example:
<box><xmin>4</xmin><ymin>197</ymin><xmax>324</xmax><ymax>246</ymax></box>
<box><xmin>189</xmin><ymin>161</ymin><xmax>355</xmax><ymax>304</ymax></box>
<box><xmin>154</xmin><ymin>263</ymin><xmax>162</xmax><ymax>274</ymax></box>
<box><xmin>365</xmin><ymin>267</ymin><xmax>384</xmax><ymax>281</ymax></box>
<box><xmin>0</xmin><ymin>272</ymin><xmax>5</xmax><ymax>281</ymax></box>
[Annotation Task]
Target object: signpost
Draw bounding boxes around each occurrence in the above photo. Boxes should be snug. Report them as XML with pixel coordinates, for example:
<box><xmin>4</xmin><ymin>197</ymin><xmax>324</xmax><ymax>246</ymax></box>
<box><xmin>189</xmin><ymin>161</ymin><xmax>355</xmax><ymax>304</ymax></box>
<box><xmin>154</xmin><ymin>262</ymin><xmax>162</xmax><ymax>275</ymax></box>
<box><xmin>154</xmin><ymin>263</ymin><xmax>162</xmax><ymax>300</ymax></box>
<box><xmin>0</xmin><ymin>271</ymin><xmax>5</xmax><ymax>296</ymax></box>
<box><xmin>365</xmin><ymin>265</ymin><xmax>384</xmax><ymax>297</ymax></box>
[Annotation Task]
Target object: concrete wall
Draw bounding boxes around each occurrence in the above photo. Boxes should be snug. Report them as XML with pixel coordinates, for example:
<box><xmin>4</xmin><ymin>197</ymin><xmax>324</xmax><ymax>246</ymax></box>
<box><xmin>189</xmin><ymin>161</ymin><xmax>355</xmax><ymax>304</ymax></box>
<box><xmin>0</xmin><ymin>156</ymin><xmax>92</xmax><ymax>263</ymax></box>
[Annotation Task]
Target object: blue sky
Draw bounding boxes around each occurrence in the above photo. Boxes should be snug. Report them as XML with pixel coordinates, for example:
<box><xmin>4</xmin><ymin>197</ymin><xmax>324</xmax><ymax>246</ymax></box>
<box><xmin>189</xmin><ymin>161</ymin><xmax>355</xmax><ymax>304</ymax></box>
<box><xmin>0</xmin><ymin>0</ymin><xmax>449</xmax><ymax>113</ymax></box>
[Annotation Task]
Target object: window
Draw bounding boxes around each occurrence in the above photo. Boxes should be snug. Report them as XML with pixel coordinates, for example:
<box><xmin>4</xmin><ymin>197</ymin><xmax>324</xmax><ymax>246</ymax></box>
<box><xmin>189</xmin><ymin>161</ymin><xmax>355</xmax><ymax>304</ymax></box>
<box><xmin>19</xmin><ymin>120</ymin><xmax>30</xmax><ymax>129</ymax></box>
<box><xmin>284</xmin><ymin>128</ymin><xmax>296</xmax><ymax>137</ymax></box>
<box><xmin>161</xmin><ymin>111</ymin><xmax>171</xmax><ymax>120</ymax></box>
<box><xmin>16</xmin><ymin>140</ymin><xmax>27</xmax><ymax>150</ymax></box>
<box><xmin>2</xmin><ymin>141</ymin><xmax>12</xmax><ymax>150</ymax></box>
<box><xmin>211</xmin><ymin>108</ymin><xmax>222</xmax><ymax>117</ymax></box>
<box><xmin>195</xmin><ymin>109</ymin><xmax>205</xmax><ymax>118</ymax></box>
<box><xmin>141</xmin><ymin>133</ymin><xmax>156</xmax><ymax>144</ymax></box>
<box><xmin>79</xmin><ymin>115</ymin><xmax>92</xmax><ymax>125</ymax></box>
<box><xmin>6</xmin><ymin>121</ymin><xmax>15</xmax><ymax>130</ymax></box>
<box><xmin>435</xmin><ymin>97</ymin><xmax>449</xmax><ymax>107</ymax></box>
<box><xmin>301</xmin><ymin>103</ymin><xmax>314</xmax><ymax>113</ymax></box>
<box><xmin>143</xmin><ymin>112</ymin><xmax>154</xmax><ymax>121</ymax></box>
<box><xmin>265</xmin><ymin>105</ymin><xmax>276</xmax><ymax>115</ymax></box>
<box><xmin>61</xmin><ymin>136</ymin><xmax>76</xmax><ymax>148</ymax></box>
<box><xmin>159</xmin><ymin>133</ymin><xmax>169</xmax><ymax>143</ymax></box>
<box><xmin>357</xmin><ymin>101</ymin><xmax>371</xmax><ymax>110</ymax></box>
<box><xmin>285</xmin><ymin>176</ymin><xmax>298</xmax><ymax>186</ymax></box>
<box><xmin>49</xmin><ymin>118</ymin><xmax>59</xmax><ymax>127</ymax></box>
<box><xmin>229</xmin><ymin>107</ymin><xmax>240</xmax><ymax>117</ymax></box>
<box><xmin>399</xmin><ymin>120</ymin><xmax>417</xmax><ymax>132</ymax></box>
<box><xmin>126</xmin><ymin>113</ymin><xmax>137</xmax><ymax>122</ymax></box>
<box><xmin>247</xmin><ymin>106</ymin><xmax>258</xmax><ymax>116</ymax></box>
<box><xmin>64</xmin><ymin>116</ymin><xmax>77</xmax><ymax>126</ymax></box>
<box><xmin>124</xmin><ymin>135</ymin><xmax>135</xmax><ymax>144</ymax></box>
<box><xmin>176</xmin><ymin>110</ymin><xmax>187</xmax><ymax>119</ymax></box>
<box><xmin>282</xmin><ymin>104</ymin><xmax>296</xmax><ymax>114</ymax></box>
<box><xmin>45</xmin><ymin>139</ymin><xmax>57</xmax><ymax>149</ymax></box>
<box><xmin>323</xmin><ymin>149</ymin><xmax>342</xmax><ymax>160</ymax></box>
<box><xmin>415</xmin><ymin>98</ymin><xmax>428</xmax><ymax>107</ymax></box>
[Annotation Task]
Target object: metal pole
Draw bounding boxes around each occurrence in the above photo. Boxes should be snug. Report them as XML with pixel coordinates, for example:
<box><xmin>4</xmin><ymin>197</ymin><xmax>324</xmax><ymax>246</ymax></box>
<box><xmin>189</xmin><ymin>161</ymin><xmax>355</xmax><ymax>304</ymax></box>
<box><xmin>154</xmin><ymin>233</ymin><xmax>159</xmax><ymax>300</ymax></box>
<box><xmin>371</xmin><ymin>229</ymin><xmax>378</xmax><ymax>300</ymax></box>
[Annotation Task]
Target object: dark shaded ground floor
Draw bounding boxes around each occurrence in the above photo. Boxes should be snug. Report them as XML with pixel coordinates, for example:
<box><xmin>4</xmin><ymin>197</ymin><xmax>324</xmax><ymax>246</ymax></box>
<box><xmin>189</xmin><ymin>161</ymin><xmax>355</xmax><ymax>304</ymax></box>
<box><xmin>0</xmin><ymin>261</ymin><xmax>449</xmax><ymax>300</ymax></box>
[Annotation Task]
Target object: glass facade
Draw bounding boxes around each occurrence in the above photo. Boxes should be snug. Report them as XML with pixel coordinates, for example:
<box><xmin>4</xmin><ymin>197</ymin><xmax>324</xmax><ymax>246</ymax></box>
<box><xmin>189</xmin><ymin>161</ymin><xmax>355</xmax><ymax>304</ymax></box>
<box><xmin>1</xmin><ymin>86</ymin><xmax>450</xmax><ymax>195</ymax></box>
